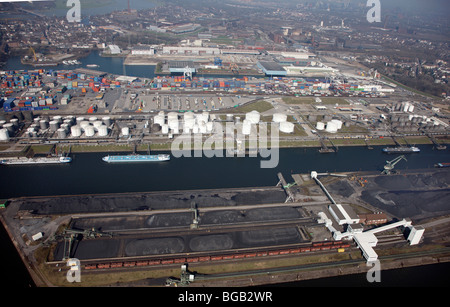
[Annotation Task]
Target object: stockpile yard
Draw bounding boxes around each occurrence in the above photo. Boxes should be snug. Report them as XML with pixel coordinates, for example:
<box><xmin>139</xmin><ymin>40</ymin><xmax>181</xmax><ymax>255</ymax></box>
<box><xmin>2</xmin><ymin>168</ymin><xmax>450</xmax><ymax>286</ymax></box>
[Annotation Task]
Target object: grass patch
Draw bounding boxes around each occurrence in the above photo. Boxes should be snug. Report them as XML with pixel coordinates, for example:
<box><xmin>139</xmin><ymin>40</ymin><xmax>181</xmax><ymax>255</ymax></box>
<box><xmin>229</xmin><ymin>100</ymin><xmax>274</xmax><ymax>113</ymax></box>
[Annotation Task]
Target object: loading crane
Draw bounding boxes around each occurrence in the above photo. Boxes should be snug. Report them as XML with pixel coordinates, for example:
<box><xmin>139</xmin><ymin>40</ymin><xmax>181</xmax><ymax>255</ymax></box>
<box><xmin>382</xmin><ymin>155</ymin><xmax>407</xmax><ymax>175</ymax></box>
<box><xmin>62</xmin><ymin>227</ymin><xmax>113</xmax><ymax>260</ymax></box>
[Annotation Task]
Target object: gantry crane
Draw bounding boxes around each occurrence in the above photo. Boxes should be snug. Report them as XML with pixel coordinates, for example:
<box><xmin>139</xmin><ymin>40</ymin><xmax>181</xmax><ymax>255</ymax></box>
<box><xmin>382</xmin><ymin>155</ymin><xmax>407</xmax><ymax>175</ymax></box>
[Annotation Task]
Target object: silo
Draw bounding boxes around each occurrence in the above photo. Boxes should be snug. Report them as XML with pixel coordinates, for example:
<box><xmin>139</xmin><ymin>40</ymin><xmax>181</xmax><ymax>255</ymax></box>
<box><xmin>280</xmin><ymin>121</ymin><xmax>295</xmax><ymax>133</ymax></box>
<box><xmin>0</xmin><ymin>128</ymin><xmax>9</xmax><ymax>141</ymax></box>
<box><xmin>89</xmin><ymin>117</ymin><xmax>98</xmax><ymax>123</ymax></box>
<box><xmin>49</xmin><ymin>120</ymin><xmax>60</xmax><ymax>132</ymax></box>
<box><xmin>63</xmin><ymin>119</ymin><xmax>73</xmax><ymax>127</ymax></box>
<box><xmin>408</xmin><ymin>104</ymin><xmax>415</xmax><ymax>113</ymax></box>
<box><xmin>316</xmin><ymin>122</ymin><xmax>325</xmax><ymax>130</ymax></box>
<box><xmin>403</xmin><ymin>102</ymin><xmax>410</xmax><ymax>113</ymax></box>
<box><xmin>98</xmin><ymin>125</ymin><xmax>108</xmax><ymax>137</ymax></box>
<box><xmin>61</xmin><ymin>124</ymin><xmax>70</xmax><ymax>134</ymax></box>
<box><xmin>273</xmin><ymin>113</ymin><xmax>287</xmax><ymax>123</ymax></box>
<box><xmin>167</xmin><ymin>112</ymin><xmax>178</xmax><ymax>121</ymax></box>
<box><xmin>57</xmin><ymin>128</ymin><xmax>67</xmax><ymax>139</ymax></box>
<box><xmin>39</xmin><ymin>120</ymin><xmax>49</xmax><ymax>130</ymax></box>
<box><xmin>102</xmin><ymin>116</ymin><xmax>112</xmax><ymax>127</ymax></box>
<box><xmin>85</xmin><ymin>126</ymin><xmax>95</xmax><ymax>137</ymax></box>
<box><xmin>70</xmin><ymin>125</ymin><xmax>82</xmax><ymax>137</ymax></box>
<box><xmin>226</xmin><ymin>114</ymin><xmax>233</xmax><ymax>121</ymax></box>
<box><xmin>0</xmin><ymin>120</ymin><xmax>6</xmax><ymax>127</ymax></box>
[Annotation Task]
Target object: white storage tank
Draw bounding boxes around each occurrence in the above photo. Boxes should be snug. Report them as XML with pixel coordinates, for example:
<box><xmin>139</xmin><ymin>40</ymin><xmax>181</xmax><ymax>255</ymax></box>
<box><xmin>10</xmin><ymin>118</ymin><xmax>19</xmax><ymax>128</ymax></box>
<box><xmin>326</xmin><ymin>121</ymin><xmax>338</xmax><ymax>133</ymax></box>
<box><xmin>121</xmin><ymin>127</ymin><xmax>130</xmax><ymax>136</ymax></box>
<box><xmin>245</xmin><ymin>110</ymin><xmax>260</xmax><ymax>124</ymax></box>
<box><xmin>79</xmin><ymin>121</ymin><xmax>91</xmax><ymax>131</ymax></box>
<box><xmin>154</xmin><ymin>114</ymin><xmax>165</xmax><ymax>126</ymax></box>
<box><xmin>53</xmin><ymin>115</ymin><xmax>62</xmax><ymax>123</ymax></box>
<box><xmin>84</xmin><ymin>126</ymin><xmax>95</xmax><ymax>137</ymax></box>
<box><xmin>206</xmin><ymin>122</ymin><xmax>214</xmax><ymax>132</ymax></box>
<box><xmin>280</xmin><ymin>121</ymin><xmax>295</xmax><ymax>133</ymax></box>
<box><xmin>70</xmin><ymin>125</ymin><xmax>82</xmax><ymax>137</ymax></box>
<box><xmin>161</xmin><ymin>124</ymin><xmax>169</xmax><ymax>134</ymax></box>
<box><xmin>168</xmin><ymin>119</ymin><xmax>179</xmax><ymax>130</ymax></box>
<box><xmin>316</xmin><ymin>122</ymin><xmax>325</xmax><ymax>130</ymax></box>
<box><xmin>49</xmin><ymin>120</ymin><xmax>59</xmax><ymax>132</ymax></box>
<box><xmin>102</xmin><ymin>116</ymin><xmax>112</xmax><ymax>127</ymax></box>
<box><xmin>408</xmin><ymin>104</ymin><xmax>415</xmax><ymax>113</ymax></box>
<box><xmin>76</xmin><ymin>117</ymin><xmax>85</xmax><ymax>124</ymax></box>
<box><xmin>57</xmin><ymin>128</ymin><xmax>67</xmax><ymax>139</ymax></box>
<box><xmin>273</xmin><ymin>113</ymin><xmax>287</xmax><ymax>123</ymax></box>
<box><xmin>0</xmin><ymin>128</ymin><xmax>9</xmax><ymax>141</ymax></box>
<box><xmin>183</xmin><ymin>118</ymin><xmax>195</xmax><ymax>130</ymax></box>
<box><xmin>330</xmin><ymin>119</ymin><xmax>343</xmax><ymax>130</ymax></box>
<box><xmin>242</xmin><ymin>120</ymin><xmax>252</xmax><ymax>135</ymax></box>
<box><xmin>403</xmin><ymin>102</ymin><xmax>410</xmax><ymax>113</ymax></box>
<box><xmin>98</xmin><ymin>125</ymin><xmax>108</xmax><ymax>137</ymax></box>
<box><xmin>93</xmin><ymin>121</ymin><xmax>103</xmax><ymax>131</ymax></box>
<box><xmin>89</xmin><ymin>117</ymin><xmax>98</xmax><ymax>123</ymax></box>
<box><xmin>167</xmin><ymin>112</ymin><xmax>178</xmax><ymax>121</ymax></box>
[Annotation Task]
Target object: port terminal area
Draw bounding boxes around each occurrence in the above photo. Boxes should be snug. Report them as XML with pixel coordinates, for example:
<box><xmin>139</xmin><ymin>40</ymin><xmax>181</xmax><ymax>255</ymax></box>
<box><xmin>1</xmin><ymin>168</ymin><xmax>449</xmax><ymax>287</ymax></box>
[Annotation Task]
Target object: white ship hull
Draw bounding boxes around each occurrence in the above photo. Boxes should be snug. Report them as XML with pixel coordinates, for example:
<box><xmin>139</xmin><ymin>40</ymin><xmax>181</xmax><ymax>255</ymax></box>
<box><xmin>0</xmin><ymin>156</ymin><xmax>72</xmax><ymax>165</ymax></box>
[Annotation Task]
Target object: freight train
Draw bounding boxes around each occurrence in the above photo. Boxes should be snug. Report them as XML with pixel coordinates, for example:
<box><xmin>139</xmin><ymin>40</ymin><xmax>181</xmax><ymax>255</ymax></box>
<box><xmin>83</xmin><ymin>241</ymin><xmax>352</xmax><ymax>270</ymax></box>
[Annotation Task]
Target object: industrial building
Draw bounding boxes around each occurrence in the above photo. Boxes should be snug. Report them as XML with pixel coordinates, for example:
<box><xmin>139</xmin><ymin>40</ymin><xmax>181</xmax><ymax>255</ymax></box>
<box><xmin>162</xmin><ymin>46</ymin><xmax>220</xmax><ymax>56</ymax></box>
<box><xmin>257</xmin><ymin>61</ymin><xmax>287</xmax><ymax>77</ymax></box>
<box><xmin>131</xmin><ymin>46</ymin><xmax>156</xmax><ymax>55</ymax></box>
<box><xmin>168</xmin><ymin>61</ymin><xmax>196</xmax><ymax>74</ymax></box>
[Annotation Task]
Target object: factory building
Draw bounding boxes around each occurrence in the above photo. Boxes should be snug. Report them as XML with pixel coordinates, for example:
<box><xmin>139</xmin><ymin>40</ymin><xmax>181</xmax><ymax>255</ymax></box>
<box><xmin>257</xmin><ymin>61</ymin><xmax>287</xmax><ymax>77</ymax></box>
<box><xmin>168</xmin><ymin>61</ymin><xmax>196</xmax><ymax>74</ymax></box>
<box><xmin>131</xmin><ymin>46</ymin><xmax>156</xmax><ymax>55</ymax></box>
<box><xmin>162</xmin><ymin>47</ymin><xmax>221</xmax><ymax>56</ymax></box>
<box><xmin>328</xmin><ymin>204</ymin><xmax>360</xmax><ymax>225</ymax></box>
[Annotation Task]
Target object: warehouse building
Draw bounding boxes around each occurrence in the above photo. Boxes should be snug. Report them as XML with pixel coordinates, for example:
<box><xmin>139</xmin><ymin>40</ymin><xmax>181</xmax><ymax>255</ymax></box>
<box><xmin>257</xmin><ymin>61</ymin><xmax>287</xmax><ymax>77</ymax></box>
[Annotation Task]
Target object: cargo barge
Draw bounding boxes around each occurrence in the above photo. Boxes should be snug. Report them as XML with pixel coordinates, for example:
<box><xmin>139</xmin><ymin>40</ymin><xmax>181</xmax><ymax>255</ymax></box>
<box><xmin>102</xmin><ymin>154</ymin><xmax>170</xmax><ymax>163</ymax></box>
<box><xmin>0</xmin><ymin>156</ymin><xmax>72</xmax><ymax>165</ymax></box>
<box><xmin>435</xmin><ymin>162</ymin><xmax>450</xmax><ymax>168</ymax></box>
<box><xmin>382</xmin><ymin>146</ymin><xmax>420</xmax><ymax>154</ymax></box>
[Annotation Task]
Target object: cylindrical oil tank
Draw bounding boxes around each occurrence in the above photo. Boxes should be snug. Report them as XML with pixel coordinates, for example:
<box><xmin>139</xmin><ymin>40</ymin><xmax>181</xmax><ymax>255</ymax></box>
<box><xmin>98</xmin><ymin>125</ymin><xmax>108</xmax><ymax>137</ymax></box>
<box><xmin>63</xmin><ymin>119</ymin><xmax>73</xmax><ymax>127</ymax></box>
<box><xmin>54</xmin><ymin>116</ymin><xmax>63</xmax><ymax>123</ymax></box>
<box><xmin>10</xmin><ymin>118</ymin><xmax>19</xmax><ymax>128</ymax></box>
<box><xmin>93</xmin><ymin>120</ymin><xmax>103</xmax><ymax>131</ymax></box>
<box><xmin>49</xmin><ymin>120</ymin><xmax>60</xmax><ymax>132</ymax></box>
<box><xmin>71</xmin><ymin>125</ymin><xmax>82</xmax><ymax>137</ymax></box>
<box><xmin>167</xmin><ymin>112</ymin><xmax>178</xmax><ymax>121</ymax></box>
<box><xmin>161</xmin><ymin>124</ymin><xmax>169</xmax><ymax>134</ymax></box>
<box><xmin>84</xmin><ymin>126</ymin><xmax>95</xmax><ymax>137</ymax></box>
<box><xmin>226</xmin><ymin>114</ymin><xmax>233</xmax><ymax>121</ymax></box>
<box><xmin>280</xmin><ymin>121</ymin><xmax>295</xmax><ymax>133</ymax></box>
<box><xmin>316</xmin><ymin>122</ymin><xmax>325</xmax><ymax>130</ymax></box>
<box><xmin>151</xmin><ymin>123</ymin><xmax>161</xmax><ymax>133</ymax></box>
<box><xmin>30</xmin><ymin>124</ymin><xmax>39</xmax><ymax>132</ymax></box>
<box><xmin>102</xmin><ymin>116</ymin><xmax>112</xmax><ymax>127</ymax></box>
<box><xmin>4</xmin><ymin>123</ymin><xmax>15</xmax><ymax>134</ymax></box>
<box><xmin>39</xmin><ymin>120</ymin><xmax>49</xmax><ymax>130</ymax></box>
<box><xmin>245</xmin><ymin>110</ymin><xmax>260</xmax><ymax>124</ymax></box>
<box><xmin>0</xmin><ymin>128</ymin><xmax>9</xmax><ymax>141</ymax></box>
<box><xmin>79</xmin><ymin>121</ymin><xmax>91</xmax><ymax>131</ymax></box>
<box><xmin>330</xmin><ymin>119</ymin><xmax>343</xmax><ymax>130</ymax></box>
<box><xmin>76</xmin><ymin>117</ymin><xmax>85</xmax><ymax>124</ymax></box>
<box><xmin>89</xmin><ymin>117</ymin><xmax>98</xmax><ymax>123</ymax></box>
<box><xmin>57</xmin><ymin>128</ymin><xmax>67</xmax><ymax>139</ymax></box>
<box><xmin>326</xmin><ymin>121</ymin><xmax>338</xmax><ymax>133</ymax></box>
<box><xmin>273</xmin><ymin>113</ymin><xmax>287</xmax><ymax>123</ymax></box>
<box><xmin>33</xmin><ymin>117</ymin><xmax>41</xmax><ymax>124</ymax></box>
<box><xmin>242</xmin><ymin>120</ymin><xmax>252</xmax><ymax>135</ymax></box>
<box><xmin>121</xmin><ymin>127</ymin><xmax>130</xmax><ymax>136</ymax></box>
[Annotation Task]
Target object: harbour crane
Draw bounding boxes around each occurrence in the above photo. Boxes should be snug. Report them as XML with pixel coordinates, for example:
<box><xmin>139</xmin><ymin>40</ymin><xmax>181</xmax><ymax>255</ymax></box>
<box><xmin>382</xmin><ymin>155</ymin><xmax>407</xmax><ymax>175</ymax></box>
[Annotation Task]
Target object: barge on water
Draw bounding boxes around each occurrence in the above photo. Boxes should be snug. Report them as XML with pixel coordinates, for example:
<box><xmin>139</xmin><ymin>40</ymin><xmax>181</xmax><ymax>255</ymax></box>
<box><xmin>435</xmin><ymin>162</ymin><xmax>450</xmax><ymax>168</ymax></box>
<box><xmin>382</xmin><ymin>146</ymin><xmax>420</xmax><ymax>154</ymax></box>
<box><xmin>0</xmin><ymin>156</ymin><xmax>72</xmax><ymax>165</ymax></box>
<box><xmin>102</xmin><ymin>154</ymin><xmax>170</xmax><ymax>163</ymax></box>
